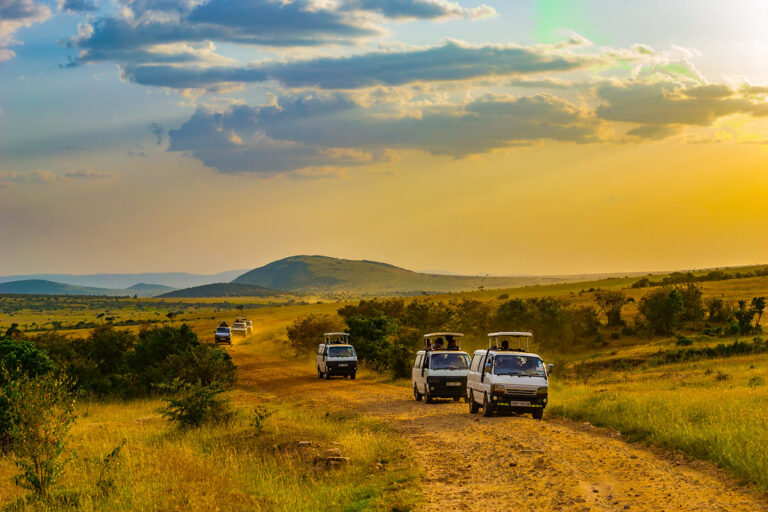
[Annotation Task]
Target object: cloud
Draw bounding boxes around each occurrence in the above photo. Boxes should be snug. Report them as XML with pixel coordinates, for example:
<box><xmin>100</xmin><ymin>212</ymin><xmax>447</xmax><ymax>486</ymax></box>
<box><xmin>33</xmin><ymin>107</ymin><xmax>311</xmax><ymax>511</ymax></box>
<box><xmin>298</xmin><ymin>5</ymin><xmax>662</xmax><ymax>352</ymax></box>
<box><xmin>58</xmin><ymin>0</ymin><xmax>98</xmax><ymax>13</ymax></box>
<box><xmin>64</xmin><ymin>170</ymin><xmax>117</xmax><ymax>179</ymax></box>
<box><xmin>341</xmin><ymin>0</ymin><xmax>496</xmax><ymax>20</ymax></box>
<box><xmin>596</xmin><ymin>82</ymin><xmax>768</xmax><ymax>127</ymax></box>
<box><xmin>0</xmin><ymin>170</ymin><xmax>116</xmax><ymax>185</ymax></box>
<box><xmin>0</xmin><ymin>0</ymin><xmax>51</xmax><ymax>60</ymax></box>
<box><xmin>122</xmin><ymin>39</ymin><xmax>590</xmax><ymax>91</ymax></box>
<box><xmin>168</xmin><ymin>91</ymin><xmax>597</xmax><ymax>174</ymax></box>
<box><xmin>148</xmin><ymin>122</ymin><xmax>164</xmax><ymax>145</ymax></box>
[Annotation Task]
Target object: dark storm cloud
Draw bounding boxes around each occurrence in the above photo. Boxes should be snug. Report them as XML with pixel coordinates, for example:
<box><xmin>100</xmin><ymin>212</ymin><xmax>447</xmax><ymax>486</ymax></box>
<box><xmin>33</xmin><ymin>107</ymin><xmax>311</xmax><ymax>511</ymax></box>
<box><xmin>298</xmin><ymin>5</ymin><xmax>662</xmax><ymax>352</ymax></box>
<box><xmin>121</xmin><ymin>40</ymin><xmax>587</xmax><ymax>90</ymax></box>
<box><xmin>596</xmin><ymin>82</ymin><xmax>767</xmax><ymax>127</ymax></box>
<box><xmin>168</xmin><ymin>92</ymin><xmax>596</xmax><ymax>174</ymax></box>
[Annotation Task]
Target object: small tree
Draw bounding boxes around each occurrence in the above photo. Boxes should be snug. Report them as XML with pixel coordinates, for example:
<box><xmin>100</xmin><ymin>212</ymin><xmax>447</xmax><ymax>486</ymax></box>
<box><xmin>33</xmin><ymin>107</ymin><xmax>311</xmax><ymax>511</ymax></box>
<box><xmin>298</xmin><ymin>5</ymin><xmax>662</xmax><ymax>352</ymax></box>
<box><xmin>286</xmin><ymin>314</ymin><xmax>342</xmax><ymax>356</ymax></box>
<box><xmin>638</xmin><ymin>288</ymin><xmax>685</xmax><ymax>335</ymax></box>
<box><xmin>160</xmin><ymin>382</ymin><xmax>232</xmax><ymax>429</ymax></box>
<box><xmin>752</xmin><ymin>297</ymin><xmax>766</xmax><ymax>327</ymax></box>
<box><xmin>2</xmin><ymin>371</ymin><xmax>76</xmax><ymax>500</ymax></box>
<box><xmin>594</xmin><ymin>290</ymin><xmax>627</xmax><ymax>327</ymax></box>
<box><xmin>678</xmin><ymin>284</ymin><xmax>705</xmax><ymax>323</ymax></box>
<box><xmin>346</xmin><ymin>313</ymin><xmax>398</xmax><ymax>371</ymax></box>
<box><xmin>706</xmin><ymin>297</ymin><xmax>731</xmax><ymax>323</ymax></box>
<box><xmin>733</xmin><ymin>300</ymin><xmax>756</xmax><ymax>335</ymax></box>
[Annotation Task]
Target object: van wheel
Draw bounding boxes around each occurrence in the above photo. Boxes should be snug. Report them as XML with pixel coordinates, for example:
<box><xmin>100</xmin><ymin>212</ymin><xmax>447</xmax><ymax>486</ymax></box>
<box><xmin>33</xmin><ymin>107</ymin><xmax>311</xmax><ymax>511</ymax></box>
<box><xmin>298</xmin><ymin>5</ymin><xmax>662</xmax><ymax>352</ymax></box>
<box><xmin>413</xmin><ymin>384</ymin><xmax>423</xmax><ymax>401</ymax></box>
<box><xmin>424</xmin><ymin>386</ymin><xmax>433</xmax><ymax>404</ymax></box>
<box><xmin>324</xmin><ymin>371</ymin><xmax>331</xmax><ymax>380</ymax></box>
<box><xmin>532</xmin><ymin>408</ymin><xmax>544</xmax><ymax>420</ymax></box>
<box><xmin>350</xmin><ymin>372</ymin><xmax>356</xmax><ymax>380</ymax></box>
<box><xmin>482</xmin><ymin>393</ymin><xmax>494</xmax><ymax>417</ymax></box>
<box><xmin>468</xmin><ymin>391</ymin><xmax>480</xmax><ymax>414</ymax></box>
<box><xmin>317</xmin><ymin>367</ymin><xmax>323</xmax><ymax>379</ymax></box>
<box><xmin>452</xmin><ymin>396</ymin><xmax>460</xmax><ymax>402</ymax></box>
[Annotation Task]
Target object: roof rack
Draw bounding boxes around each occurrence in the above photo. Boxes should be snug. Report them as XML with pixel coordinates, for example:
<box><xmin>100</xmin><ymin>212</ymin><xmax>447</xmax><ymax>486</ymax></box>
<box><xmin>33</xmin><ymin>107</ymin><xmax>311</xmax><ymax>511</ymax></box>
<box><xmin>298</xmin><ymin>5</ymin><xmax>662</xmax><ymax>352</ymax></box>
<box><xmin>423</xmin><ymin>332</ymin><xmax>463</xmax><ymax>351</ymax></box>
<box><xmin>488</xmin><ymin>331</ymin><xmax>533</xmax><ymax>352</ymax></box>
<box><xmin>323</xmin><ymin>332</ymin><xmax>351</xmax><ymax>345</ymax></box>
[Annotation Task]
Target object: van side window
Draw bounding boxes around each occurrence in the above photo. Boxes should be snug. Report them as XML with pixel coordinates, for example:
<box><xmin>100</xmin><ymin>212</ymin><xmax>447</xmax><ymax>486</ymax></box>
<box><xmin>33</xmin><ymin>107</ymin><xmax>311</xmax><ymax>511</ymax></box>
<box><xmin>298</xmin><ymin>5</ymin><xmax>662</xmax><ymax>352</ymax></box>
<box><xmin>470</xmin><ymin>354</ymin><xmax>480</xmax><ymax>372</ymax></box>
<box><xmin>317</xmin><ymin>345</ymin><xmax>323</xmax><ymax>355</ymax></box>
<box><xmin>413</xmin><ymin>354</ymin><xmax>422</xmax><ymax>368</ymax></box>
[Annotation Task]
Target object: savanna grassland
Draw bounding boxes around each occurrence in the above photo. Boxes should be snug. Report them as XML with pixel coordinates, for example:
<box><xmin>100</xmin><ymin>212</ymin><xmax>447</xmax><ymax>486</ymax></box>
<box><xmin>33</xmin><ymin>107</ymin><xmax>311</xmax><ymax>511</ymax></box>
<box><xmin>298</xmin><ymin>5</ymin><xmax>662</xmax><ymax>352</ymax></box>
<box><xmin>1</xmin><ymin>265</ymin><xmax>768</xmax><ymax>510</ymax></box>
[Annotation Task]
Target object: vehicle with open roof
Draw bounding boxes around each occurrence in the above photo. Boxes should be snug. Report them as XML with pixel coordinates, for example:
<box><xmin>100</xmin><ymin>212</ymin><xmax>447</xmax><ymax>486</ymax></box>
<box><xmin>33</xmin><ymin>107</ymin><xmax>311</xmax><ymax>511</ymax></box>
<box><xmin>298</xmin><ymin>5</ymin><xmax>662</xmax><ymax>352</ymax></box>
<box><xmin>231</xmin><ymin>320</ymin><xmax>248</xmax><ymax>337</ymax></box>
<box><xmin>466</xmin><ymin>332</ymin><xmax>553</xmax><ymax>419</ymax></box>
<box><xmin>412</xmin><ymin>333</ymin><xmax>471</xmax><ymax>403</ymax></box>
<box><xmin>214</xmin><ymin>322</ymin><xmax>232</xmax><ymax>345</ymax></box>
<box><xmin>316</xmin><ymin>332</ymin><xmax>358</xmax><ymax>380</ymax></box>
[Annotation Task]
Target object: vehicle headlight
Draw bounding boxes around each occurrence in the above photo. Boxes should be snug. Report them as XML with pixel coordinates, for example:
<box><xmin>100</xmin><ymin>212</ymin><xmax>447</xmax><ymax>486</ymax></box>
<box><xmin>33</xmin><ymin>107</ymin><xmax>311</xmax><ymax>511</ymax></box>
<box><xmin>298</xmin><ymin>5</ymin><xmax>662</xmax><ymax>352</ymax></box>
<box><xmin>536</xmin><ymin>387</ymin><xmax>548</xmax><ymax>396</ymax></box>
<box><xmin>491</xmin><ymin>384</ymin><xmax>506</xmax><ymax>394</ymax></box>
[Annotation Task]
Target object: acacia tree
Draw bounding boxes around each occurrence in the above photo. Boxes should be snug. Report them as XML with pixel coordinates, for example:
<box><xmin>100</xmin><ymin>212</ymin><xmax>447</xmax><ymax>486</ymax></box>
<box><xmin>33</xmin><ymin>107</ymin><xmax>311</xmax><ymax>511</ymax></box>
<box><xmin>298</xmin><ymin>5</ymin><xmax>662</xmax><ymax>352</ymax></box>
<box><xmin>594</xmin><ymin>290</ymin><xmax>627</xmax><ymax>327</ymax></box>
<box><xmin>751</xmin><ymin>297</ymin><xmax>766</xmax><ymax>327</ymax></box>
<box><xmin>638</xmin><ymin>288</ymin><xmax>684</xmax><ymax>335</ymax></box>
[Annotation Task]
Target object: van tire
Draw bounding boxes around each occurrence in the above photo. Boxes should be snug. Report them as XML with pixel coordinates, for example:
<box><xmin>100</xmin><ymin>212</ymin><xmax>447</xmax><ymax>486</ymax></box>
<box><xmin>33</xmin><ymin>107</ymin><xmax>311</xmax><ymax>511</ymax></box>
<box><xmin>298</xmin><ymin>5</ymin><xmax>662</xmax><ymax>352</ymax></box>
<box><xmin>468</xmin><ymin>391</ymin><xmax>480</xmax><ymax>414</ymax></box>
<box><xmin>324</xmin><ymin>371</ymin><xmax>331</xmax><ymax>380</ymax></box>
<box><xmin>424</xmin><ymin>386</ymin><xmax>433</xmax><ymax>404</ymax></box>
<box><xmin>413</xmin><ymin>384</ymin><xmax>423</xmax><ymax>401</ymax></box>
<box><xmin>482</xmin><ymin>393</ymin><xmax>494</xmax><ymax>417</ymax></box>
<box><xmin>452</xmin><ymin>397</ymin><xmax>460</xmax><ymax>402</ymax></box>
<box><xmin>532</xmin><ymin>408</ymin><xmax>544</xmax><ymax>420</ymax></box>
<box><xmin>317</xmin><ymin>367</ymin><xmax>323</xmax><ymax>379</ymax></box>
<box><xmin>350</xmin><ymin>372</ymin><xmax>356</xmax><ymax>380</ymax></box>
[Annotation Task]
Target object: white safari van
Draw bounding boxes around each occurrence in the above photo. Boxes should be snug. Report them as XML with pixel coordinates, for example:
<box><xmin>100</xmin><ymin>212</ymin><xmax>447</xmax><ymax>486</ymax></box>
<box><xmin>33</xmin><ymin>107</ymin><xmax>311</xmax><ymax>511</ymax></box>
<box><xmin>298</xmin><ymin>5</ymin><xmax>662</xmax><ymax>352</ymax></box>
<box><xmin>466</xmin><ymin>332</ymin><xmax>553</xmax><ymax>419</ymax></box>
<box><xmin>316</xmin><ymin>333</ymin><xmax>358</xmax><ymax>380</ymax></box>
<box><xmin>412</xmin><ymin>333</ymin><xmax>471</xmax><ymax>403</ymax></box>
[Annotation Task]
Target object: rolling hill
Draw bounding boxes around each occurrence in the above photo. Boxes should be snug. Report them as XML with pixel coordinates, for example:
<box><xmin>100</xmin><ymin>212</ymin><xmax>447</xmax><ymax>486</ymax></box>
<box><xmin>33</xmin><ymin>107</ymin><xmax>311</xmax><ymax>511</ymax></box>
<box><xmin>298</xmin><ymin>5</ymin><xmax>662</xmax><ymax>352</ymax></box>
<box><xmin>232</xmin><ymin>255</ymin><xmax>640</xmax><ymax>294</ymax></box>
<box><xmin>0</xmin><ymin>279</ymin><xmax>117</xmax><ymax>296</ymax></box>
<box><xmin>0</xmin><ymin>270</ymin><xmax>248</xmax><ymax>289</ymax></box>
<box><xmin>157</xmin><ymin>282</ymin><xmax>289</xmax><ymax>298</ymax></box>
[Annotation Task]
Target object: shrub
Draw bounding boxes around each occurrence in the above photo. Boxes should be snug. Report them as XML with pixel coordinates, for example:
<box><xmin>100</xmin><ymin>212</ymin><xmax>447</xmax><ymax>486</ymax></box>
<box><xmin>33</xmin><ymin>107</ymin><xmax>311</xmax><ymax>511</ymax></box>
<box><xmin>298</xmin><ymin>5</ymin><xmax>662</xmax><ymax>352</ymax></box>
<box><xmin>678</xmin><ymin>284</ymin><xmax>705</xmax><ymax>323</ymax></box>
<box><xmin>749</xmin><ymin>376</ymin><xmax>765</xmax><ymax>388</ymax></box>
<box><xmin>251</xmin><ymin>407</ymin><xmax>272</xmax><ymax>435</ymax></box>
<box><xmin>286</xmin><ymin>314</ymin><xmax>342</xmax><ymax>356</ymax></box>
<box><xmin>0</xmin><ymin>338</ymin><xmax>56</xmax><ymax>447</ymax></box>
<box><xmin>496</xmin><ymin>294</ymin><xmax>509</xmax><ymax>300</ymax></box>
<box><xmin>160</xmin><ymin>383</ymin><xmax>233</xmax><ymax>429</ymax></box>
<box><xmin>594</xmin><ymin>290</ymin><xmax>627</xmax><ymax>327</ymax></box>
<box><xmin>638</xmin><ymin>288</ymin><xmax>684</xmax><ymax>335</ymax></box>
<box><xmin>733</xmin><ymin>300</ymin><xmax>757</xmax><ymax>335</ymax></box>
<box><xmin>675</xmin><ymin>335</ymin><xmax>693</xmax><ymax>346</ymax></box>
<box><xmin>346</xmin><ymin>313</ymin><xmax>398</xmax><ymax>371</ymax></box>
<box><xmin>161</xmin><ymin>344</ymin><xmax>236</xmax><ymax>389</ymax></box>
<box><xmin>1</xmin><ymin>371</ymin><xmax>76</xmax><ymax>499</ymax></box>
<box><xmin>706</xmin><ymin>297</ymin><xmax>731</xmax><ymax>323</ymax></box>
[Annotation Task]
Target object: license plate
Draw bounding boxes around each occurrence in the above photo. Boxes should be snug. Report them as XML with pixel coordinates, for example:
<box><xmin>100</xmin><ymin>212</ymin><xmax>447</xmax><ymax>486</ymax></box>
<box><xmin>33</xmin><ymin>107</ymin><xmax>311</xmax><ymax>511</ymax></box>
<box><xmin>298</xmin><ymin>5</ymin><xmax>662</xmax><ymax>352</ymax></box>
<box><xmin>508</xmin><ymin>401</ymin><xmax>530</xmax><ymax>407</ymax></box>
<box><xmin>446</xmin><ymin>382</ymin><xmax>461</xmax><ymax>387</ymax></box>
<box><xmin>338</xmin><ymin>363</ymin><xmax>348</xmax><ymax>367</ymax></box>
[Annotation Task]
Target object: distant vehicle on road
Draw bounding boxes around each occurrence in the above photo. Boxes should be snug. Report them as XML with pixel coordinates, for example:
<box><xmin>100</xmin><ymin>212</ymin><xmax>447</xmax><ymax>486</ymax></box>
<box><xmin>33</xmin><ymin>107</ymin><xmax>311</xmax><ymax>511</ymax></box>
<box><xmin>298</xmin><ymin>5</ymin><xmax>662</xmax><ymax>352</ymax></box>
<box><xmin>466</xmin><ymin>332</ymin><xmax>553</xmax><ymax>420</ymax></box>
<box><xmin>244</xmin><ymin>319</ymin><xmax>253</xmax><ymax>334</ymax></box>
<box><xmin>231</xmin><ymin>320</ymin><xmax>248</xmax><ymax>337</ymax></box>
<box><xmin>412</xmin><ymin>333</ymin><xmax>470</xmax><ymax>403</ymax></box>
<box><xmin>214</xmin><ymin>323</ymin><xmax>232</xmax><ymax>345</ymax></box>
<box><xmin>316</xmin><ymin>332</ymin><xmax>358</xmax><ymax>380</ymax></box>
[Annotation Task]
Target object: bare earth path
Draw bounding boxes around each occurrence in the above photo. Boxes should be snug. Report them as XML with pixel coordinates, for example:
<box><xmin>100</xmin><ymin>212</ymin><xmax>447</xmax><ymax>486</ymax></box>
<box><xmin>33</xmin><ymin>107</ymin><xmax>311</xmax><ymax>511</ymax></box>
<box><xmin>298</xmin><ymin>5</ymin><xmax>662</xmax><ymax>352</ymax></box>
<box><xmin>230</xmin><ymin>345</ymin><xmax>768</xmax><ymax>512</ymax></box>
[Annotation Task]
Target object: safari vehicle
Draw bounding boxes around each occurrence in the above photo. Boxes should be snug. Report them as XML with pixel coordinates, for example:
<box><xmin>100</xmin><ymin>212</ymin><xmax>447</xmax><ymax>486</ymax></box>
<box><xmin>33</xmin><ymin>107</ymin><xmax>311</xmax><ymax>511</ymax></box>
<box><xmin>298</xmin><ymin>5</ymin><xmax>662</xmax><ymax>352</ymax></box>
<box><xmin>316</xmin><ymin>333</ymin><xmax>358</xmax><ymax>380</ymax></box>
<box><xmin>244</xmin><ymin>319</ymin><xmax>253</xmax><ymax>334</ymax></box>
<box><xmin>466</xmin><ymin>332</ymin><xmax>552</xmax><ymax>419</ymax></box>
<box><xmin>214</xmin><ymin>323</ymin><xmax>232</xmax><ymax>345</ymax></box>
<box><xmin>231</xmin><ymin>320</ymin><xmax>248</xmax><ymax>337</ymax></box>
<box><xmin>412</xmin><ymin>333</ymin><xmax>471</xmax><ymax>403</ymax></box>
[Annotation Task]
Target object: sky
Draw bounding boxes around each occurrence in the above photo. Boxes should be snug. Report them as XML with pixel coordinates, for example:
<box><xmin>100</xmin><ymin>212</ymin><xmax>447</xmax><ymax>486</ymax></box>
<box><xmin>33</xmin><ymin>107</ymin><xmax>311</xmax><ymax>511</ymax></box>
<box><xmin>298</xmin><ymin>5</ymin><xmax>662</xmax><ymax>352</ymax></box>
<box><xmin>2</xmin><ymin>0</ymin><xmax>768</xmax><ymax>276</ymax></box>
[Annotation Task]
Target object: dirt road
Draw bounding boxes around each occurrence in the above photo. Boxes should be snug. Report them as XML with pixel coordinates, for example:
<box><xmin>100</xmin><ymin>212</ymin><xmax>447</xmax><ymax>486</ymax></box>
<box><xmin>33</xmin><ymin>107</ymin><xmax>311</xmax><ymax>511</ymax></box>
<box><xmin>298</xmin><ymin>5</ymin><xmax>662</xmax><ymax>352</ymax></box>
<box><xmin>231</xmin><ymin>346</ymin><xmax>768</xmax><ymax>512</ymax></box>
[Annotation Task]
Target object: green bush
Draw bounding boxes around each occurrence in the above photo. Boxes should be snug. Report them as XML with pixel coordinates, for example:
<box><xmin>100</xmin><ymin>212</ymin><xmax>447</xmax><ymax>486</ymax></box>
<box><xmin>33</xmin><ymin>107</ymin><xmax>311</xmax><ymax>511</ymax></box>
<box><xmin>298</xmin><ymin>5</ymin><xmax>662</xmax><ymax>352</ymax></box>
<box><xmin>161</xmin><ymin>344</ymin><xmax>236</xmax><ymax>388</ymax></box>
<box><xmin>286</xmin><ymin>314</ymin><xmax>342</xmax><ymax>356</ymax></box>
<box><xmin>638</xmin><ymin>288</ymin><xmax>684</xmax><ymax>335</ymax></box>
<box><xmin>1</xmin><ymin>371</ymin><xmax>76</xmax><ymax>499</ymax></box>
<box><xmin>160</xmin><ymin>383</ymin><xmax>233</xmax><ymax>429</ymax></box>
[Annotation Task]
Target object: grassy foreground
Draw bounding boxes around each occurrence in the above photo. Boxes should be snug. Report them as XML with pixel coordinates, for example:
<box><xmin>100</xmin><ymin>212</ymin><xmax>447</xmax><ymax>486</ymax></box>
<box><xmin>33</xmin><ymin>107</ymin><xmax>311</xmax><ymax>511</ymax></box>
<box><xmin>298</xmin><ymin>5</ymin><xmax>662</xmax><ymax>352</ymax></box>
<box><xmin>0</xmin><ymin>391</ymin><xmax>420</xmax><ymax>511</ymax></box>
<box><xmin>549</xmin><ymin>352</ymin><xmax>768</xmax><ymax>490</ymax></box>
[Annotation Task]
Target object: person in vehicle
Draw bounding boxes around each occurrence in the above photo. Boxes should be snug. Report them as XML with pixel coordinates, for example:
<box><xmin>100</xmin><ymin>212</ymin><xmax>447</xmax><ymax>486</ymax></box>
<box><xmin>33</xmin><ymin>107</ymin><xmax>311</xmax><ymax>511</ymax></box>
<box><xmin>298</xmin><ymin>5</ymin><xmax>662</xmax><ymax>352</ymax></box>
<box><xmin>500</xmin><ymin>340</ymin><xmax>509</xmax><ymax>350</ymax></box>
<box><xmin>434</xmin><ymin>338</ymin><xmax>444</xmax><ymax>350</ymax></box>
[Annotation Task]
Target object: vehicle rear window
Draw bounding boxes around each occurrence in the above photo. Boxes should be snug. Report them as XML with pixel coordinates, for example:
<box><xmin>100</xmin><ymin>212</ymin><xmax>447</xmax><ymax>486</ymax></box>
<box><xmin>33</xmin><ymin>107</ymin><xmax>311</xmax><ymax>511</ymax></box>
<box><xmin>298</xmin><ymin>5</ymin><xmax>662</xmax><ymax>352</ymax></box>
<box><xmin>329</xmin><ymin>346</ymin><xmax>355</xmax><ymax>358</ymax></box>
<box><xmin>216</xmin><ymin>328</ymin><xmax>229</xmax><ymax>333</ymax></box>
<box><xmin>430</xmin><ymin>353</ymin><xmax>470</xmax><ymax>370</ymax></box>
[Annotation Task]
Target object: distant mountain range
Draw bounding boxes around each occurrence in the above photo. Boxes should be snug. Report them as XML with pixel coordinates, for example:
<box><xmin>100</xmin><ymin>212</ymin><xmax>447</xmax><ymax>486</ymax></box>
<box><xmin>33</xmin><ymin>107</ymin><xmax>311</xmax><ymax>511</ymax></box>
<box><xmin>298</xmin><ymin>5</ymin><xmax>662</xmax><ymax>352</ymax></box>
<box><xmin>0</xmin><ymin>270</ymin><xmax>248</xmax><ymax>289</ymax></box>
<box><xmin>0</xmin><ymin>255</ymin><xmax>651</xmax><ymax>298</ymax></box>
<box><xmin>0</xmin><ymin>280</ymin><xmax>175</xmax><ymax>297</ymax></box>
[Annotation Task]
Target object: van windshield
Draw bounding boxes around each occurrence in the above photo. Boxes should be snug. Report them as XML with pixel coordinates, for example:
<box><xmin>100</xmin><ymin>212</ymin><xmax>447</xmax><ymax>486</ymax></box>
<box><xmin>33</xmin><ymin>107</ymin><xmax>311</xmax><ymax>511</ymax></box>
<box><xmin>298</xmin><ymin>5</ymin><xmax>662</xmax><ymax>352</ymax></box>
<box><xmin>216</xmin><ymin>328</ymin><xmax>229</xmax><ymax>333</ymax></box>
<box><xmin>329</xmin><ymin>346</ymin><xmax>355</xmax><ymax>358</ymax></box>
<box><xmin>493</xmin><ymin>355</ymin><xmax>545</xmax><ymax>377</ymax></box>
<box><xmin>430</xmin><ymin>353</ymin><xmax>470</xmax><ymax>370</ymax></box>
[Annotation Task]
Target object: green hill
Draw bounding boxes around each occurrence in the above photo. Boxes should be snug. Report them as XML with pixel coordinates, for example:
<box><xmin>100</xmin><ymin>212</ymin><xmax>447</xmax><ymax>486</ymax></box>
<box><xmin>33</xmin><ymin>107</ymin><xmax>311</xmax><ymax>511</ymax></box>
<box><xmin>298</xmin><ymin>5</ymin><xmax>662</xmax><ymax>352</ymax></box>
<box><xmin>231</xmin><ymin>255</ymin><xmax>632</xmax><ymax>294</ymax></box>
<box><xmin>0</xmin><ymin>279</ymin><xmax>117</xmax><ymax>296</ymax></box>
<box><xmin>157</xmin><ymin>282</ymin><xmax>288</xmax><ymax>298</ymax></box>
